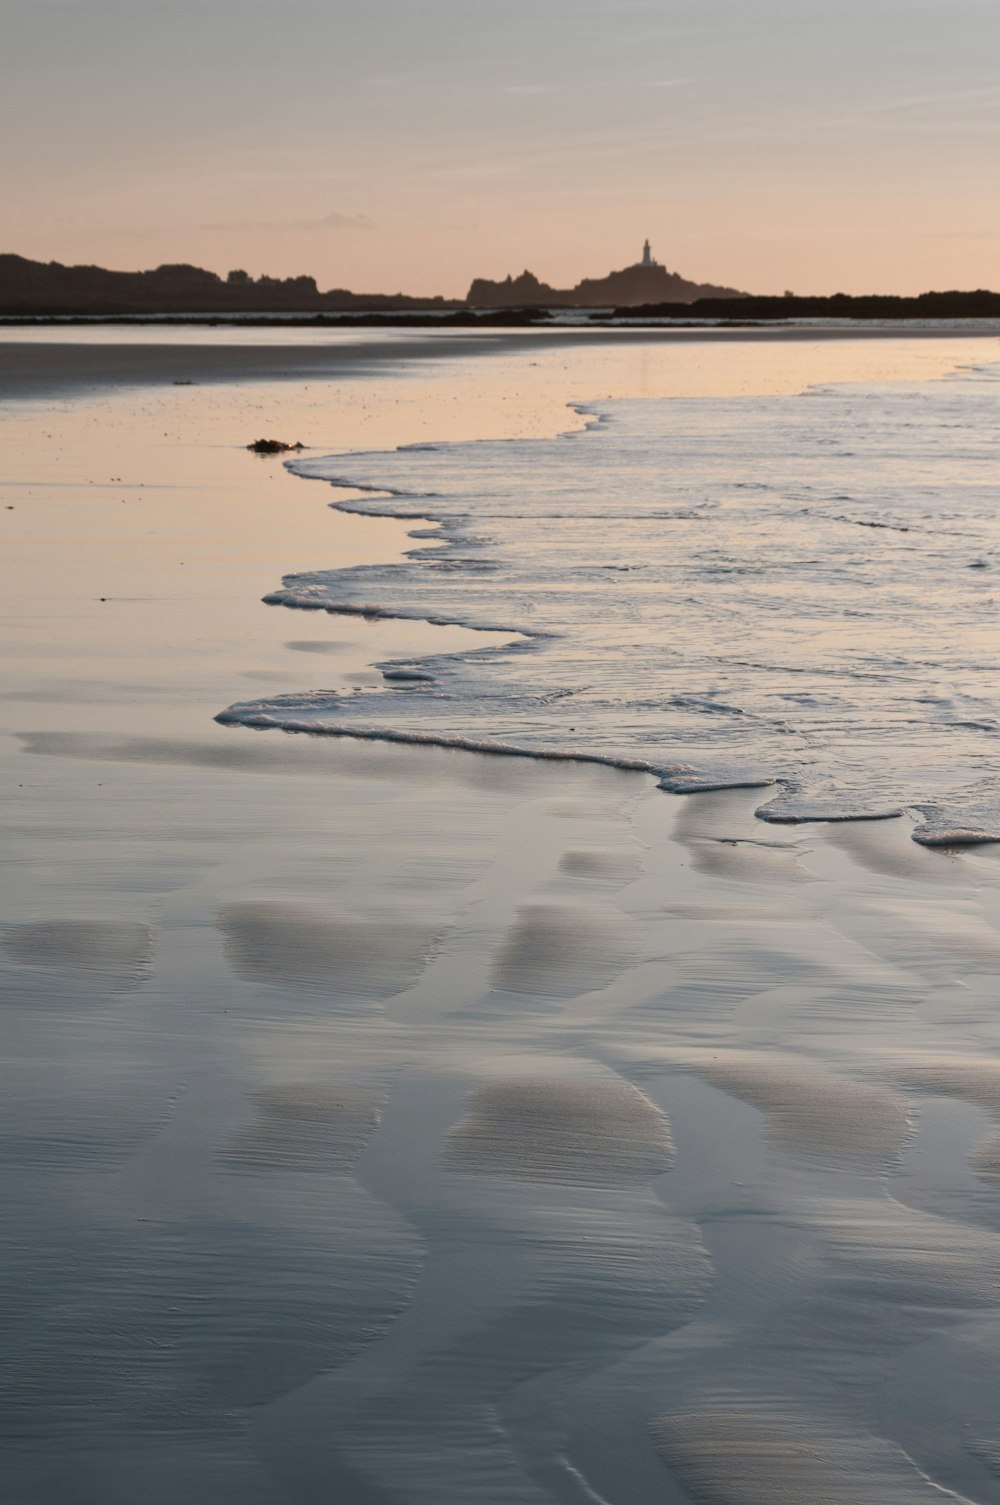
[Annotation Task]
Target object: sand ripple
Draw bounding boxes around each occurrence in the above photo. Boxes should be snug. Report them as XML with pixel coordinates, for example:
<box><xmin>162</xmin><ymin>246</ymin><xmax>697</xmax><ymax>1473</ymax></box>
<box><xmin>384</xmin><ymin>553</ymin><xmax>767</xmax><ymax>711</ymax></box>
<box><xmin>446</xmin><ymin>1074</ymin><xmax>672</xmax><ymax>1185</ymax></box>
<box><xmin>491</xmin><ymin>901</ymin><xmax>641</xmax><ymax>997</ymax></box>
<box><xmin>895</xmin><ymin>1058</ymin><xmax>1000</xmax><ymax>1177</ymax></box>
<box><xmin>653</xmin><ymin>1409</ymin><xmax>956</xmax><ymax>1504</ymax></box>
<box><xmin>218</xmin><ymin>900</ymin><xmax>439</xmax><ymax>997</ymax></box>
<box><xmin>225</xmin><ymin>1085</ymin><xmax>383</xmax><ymax>1173</ymax></box>
<box><xmin>557</xmin><ymin>847</ymin><xmax>643</xmax><ymax>884</ymax></box>
<box><xmin>681</xmin><ymin>1050</ymin><xmax>911</xmax><ymax>1164</ymax></box>
<box><xmin>813</xmin><ymin>1194</ymin><xmax>1000</xmax><ymax>1305</ymax></box>
<box><xmin>2</xmin><ymin>919</ymin><xmax>153</xmax><ymax>989</ymax></box>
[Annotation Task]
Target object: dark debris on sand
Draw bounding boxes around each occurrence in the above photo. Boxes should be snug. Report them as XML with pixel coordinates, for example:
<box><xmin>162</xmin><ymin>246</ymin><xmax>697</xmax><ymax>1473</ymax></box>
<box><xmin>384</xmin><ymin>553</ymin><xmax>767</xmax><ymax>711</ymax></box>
<box><xmin>247</xmin><ymin>438</ymin><xmax>306</xmax><ymax>454</ymax></box>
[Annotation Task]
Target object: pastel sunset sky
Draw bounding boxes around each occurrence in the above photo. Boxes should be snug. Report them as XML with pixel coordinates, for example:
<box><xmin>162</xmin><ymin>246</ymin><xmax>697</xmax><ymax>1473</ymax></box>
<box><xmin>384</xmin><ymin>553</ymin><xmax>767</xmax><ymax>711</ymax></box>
<box><xmin>3</xmin><ymin>0</ymin><xmax>998</xmax><ymax>295</ymax></box>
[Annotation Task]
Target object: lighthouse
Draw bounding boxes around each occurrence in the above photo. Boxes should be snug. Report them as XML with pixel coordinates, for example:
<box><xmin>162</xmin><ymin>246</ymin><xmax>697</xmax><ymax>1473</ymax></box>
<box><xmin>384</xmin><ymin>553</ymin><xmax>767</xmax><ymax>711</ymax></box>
<box><xmin>641</xmin><ymin>239</ymin><xmax>655</xmax><ymax>268</ymax></box>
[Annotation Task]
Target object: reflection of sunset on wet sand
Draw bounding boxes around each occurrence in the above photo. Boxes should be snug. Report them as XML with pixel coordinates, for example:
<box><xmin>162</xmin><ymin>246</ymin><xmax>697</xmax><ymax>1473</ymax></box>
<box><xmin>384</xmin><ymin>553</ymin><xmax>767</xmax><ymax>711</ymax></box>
<box><xmin>5</xmin><ymin>325</ymin><xmax>1000</xmax><ymax>1503</ymax></box>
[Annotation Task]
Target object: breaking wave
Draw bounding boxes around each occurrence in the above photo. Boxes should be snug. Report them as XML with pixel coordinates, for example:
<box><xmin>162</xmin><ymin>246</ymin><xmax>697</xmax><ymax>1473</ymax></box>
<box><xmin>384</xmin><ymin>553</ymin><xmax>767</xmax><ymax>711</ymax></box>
<box><xmin>218</xmin><ymin>369</ymin><xmax>1000</xmax><ymax>843</ymax></box>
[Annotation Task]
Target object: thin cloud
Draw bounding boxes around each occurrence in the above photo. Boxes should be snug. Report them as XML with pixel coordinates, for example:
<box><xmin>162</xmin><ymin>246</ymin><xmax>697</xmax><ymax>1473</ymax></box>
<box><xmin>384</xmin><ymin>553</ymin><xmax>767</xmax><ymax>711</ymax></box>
<box><xmin>853</xmin><ymin>82</ymin><xmax>1000</xmax><ymax>119</ymax></box>
<box><xmin>307</xmin><ymin>210</ymin><xmax>374</xmax><ymax>231</ymax></box>
<box><xmin>198</xmin><ymin>210</ymin><xmax>375</xmax><ymax>233</ymax></box>
<box><xmin>501</xmin><ymin>77</ymin><xmax>690</xmax><ymax>95</ymax></box>
<box><xmin>112</xmin><ymin>210</ymin><xmax>375</xmax><ymax>241</ymax></box>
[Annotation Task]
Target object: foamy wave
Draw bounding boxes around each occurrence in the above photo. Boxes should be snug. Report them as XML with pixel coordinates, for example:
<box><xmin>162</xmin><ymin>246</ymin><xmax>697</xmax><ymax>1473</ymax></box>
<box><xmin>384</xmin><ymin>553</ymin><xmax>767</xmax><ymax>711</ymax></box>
<box><xmin>220</xmin><ymin>367</ymin><xmax>1000</xmax><ymax>841</ymax></box>
<box><xmin>215</xmin><ymin>696</ymin><xmax>776</xmax><ymax>794</ymax></box>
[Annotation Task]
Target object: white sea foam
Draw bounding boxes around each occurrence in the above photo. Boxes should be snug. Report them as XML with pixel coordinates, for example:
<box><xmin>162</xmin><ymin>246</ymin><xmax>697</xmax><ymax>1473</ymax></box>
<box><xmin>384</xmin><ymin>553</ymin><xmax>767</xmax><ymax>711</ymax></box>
<box><xmin>219</xmin><ymin>367</ymin><xmax>1000</xmax><ymax>838</ymax></box>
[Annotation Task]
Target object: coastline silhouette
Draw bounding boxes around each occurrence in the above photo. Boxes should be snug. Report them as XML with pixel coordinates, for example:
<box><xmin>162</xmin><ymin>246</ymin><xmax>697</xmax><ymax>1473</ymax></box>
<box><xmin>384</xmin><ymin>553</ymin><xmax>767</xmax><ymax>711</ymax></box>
<box><xmin>2</xmin><ymin>248</ymin><xmax>999</xmax><ymax>320</ymax></box>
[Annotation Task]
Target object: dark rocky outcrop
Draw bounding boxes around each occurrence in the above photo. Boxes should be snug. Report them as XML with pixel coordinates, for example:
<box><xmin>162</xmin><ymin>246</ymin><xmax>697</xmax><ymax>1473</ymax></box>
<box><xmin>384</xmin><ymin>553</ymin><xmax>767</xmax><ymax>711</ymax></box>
<box><xmin>0</xmin><ymin>254</ymin><xmax>463</xmax><ymax>316</ymax></box>
<box><xmin>468</xmin><ymin>260</ymin><xmax>745</xmax><ymax>308</ymax></box>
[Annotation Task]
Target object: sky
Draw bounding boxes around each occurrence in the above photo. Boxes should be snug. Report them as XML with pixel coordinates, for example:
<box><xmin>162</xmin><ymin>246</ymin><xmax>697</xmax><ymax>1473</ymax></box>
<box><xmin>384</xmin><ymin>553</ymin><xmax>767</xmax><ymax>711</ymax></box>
<box><xmin>2</xmin><ymin>0</ymin><xmax>999</xmax><ymax>297</ymax></box>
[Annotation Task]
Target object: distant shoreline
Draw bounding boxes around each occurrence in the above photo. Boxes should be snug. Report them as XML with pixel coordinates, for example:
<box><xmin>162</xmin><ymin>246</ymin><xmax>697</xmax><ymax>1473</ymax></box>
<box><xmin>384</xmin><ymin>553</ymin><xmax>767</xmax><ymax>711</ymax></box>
<box><xmin>6</xmin><ymin>312</ymin><xmax>1000</xmax><ymax>331</ymax></box>
<box><xmin>6</xmin><ymin>251</ymin><xmax>1000</xmax><ymax>324</ymax></box>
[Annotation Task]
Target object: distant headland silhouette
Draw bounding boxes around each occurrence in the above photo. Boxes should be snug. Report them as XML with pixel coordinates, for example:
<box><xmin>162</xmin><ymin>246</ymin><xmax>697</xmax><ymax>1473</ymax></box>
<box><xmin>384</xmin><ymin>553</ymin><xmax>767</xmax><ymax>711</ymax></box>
<box><xmin>0</xmin><ymin>254</ymin><xmax>462</xmax><ymax>317</ymax></box>
<box><xmin>0</xmin><ymin>242</ymin><xmax>743</xmax><ymax>316</ymax></box>
<box><xmin>467</xmin><ymin>240</ymin><xmax>747</xmax><ymax>308</ymax></box>
<box><xmin>2</xmin><ymin>248</ymin><xmax>999</xmax><ymax>322</ymax></box>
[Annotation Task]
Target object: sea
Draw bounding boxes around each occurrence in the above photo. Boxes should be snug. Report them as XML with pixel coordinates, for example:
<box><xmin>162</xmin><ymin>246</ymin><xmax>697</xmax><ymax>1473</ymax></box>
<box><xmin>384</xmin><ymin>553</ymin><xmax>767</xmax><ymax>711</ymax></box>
<box><xmin>221</xmin><ymin>358</ymin><xmax>1000</xmax><ymax>844</ymax></box>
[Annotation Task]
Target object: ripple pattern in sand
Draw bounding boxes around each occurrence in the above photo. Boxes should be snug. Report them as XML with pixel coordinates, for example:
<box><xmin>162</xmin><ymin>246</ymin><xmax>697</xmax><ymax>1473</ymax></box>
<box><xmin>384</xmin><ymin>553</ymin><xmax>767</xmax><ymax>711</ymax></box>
<box><xmin>218</xmin><ymin>899</ymin><xmax>439</xmax><ymax>998</ymax></box>
<box><xmin>224</xmin><ymin>1084</ymin><xmax>384</xmax><ymax>1173</ymax></box>
<box><xmin>490</xmin><ymin>901</ymin><xmax>642</xmax><ymax>998</ymax></box>
<box><xmin>2</xmin><ymin>919</ymin><xmax>153</xmax><ymax>990</ymax></box>
<box><xmin>680</xmin><ymin>1049</ymin><xmax>912</xmax><ymax>1166</ymax></box>
<box><xmin>653</xmin><ymin>1409</ymin><xmax>958</xmax><ymax>1504</ymax></box>
<box><xmin>446</xmin><ymin>1074</ymin><xmax>672</xmax><ymax>1186</ymax></box>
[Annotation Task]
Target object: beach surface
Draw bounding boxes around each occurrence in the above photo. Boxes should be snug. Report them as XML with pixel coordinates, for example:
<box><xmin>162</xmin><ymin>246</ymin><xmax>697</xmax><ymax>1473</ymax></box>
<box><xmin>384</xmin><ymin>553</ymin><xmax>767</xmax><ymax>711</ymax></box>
<box><xmin>5</xmin><ymin>325</ymin><xmax>1000</xmax><ymax>1504</ymax></box>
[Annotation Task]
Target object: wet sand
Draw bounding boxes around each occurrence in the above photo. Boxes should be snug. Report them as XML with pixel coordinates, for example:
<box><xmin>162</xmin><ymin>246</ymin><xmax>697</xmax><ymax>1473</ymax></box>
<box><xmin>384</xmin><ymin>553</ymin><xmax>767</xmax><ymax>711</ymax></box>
<box><xmin>4</xmin><ymin>328</ymin><xmax>1000</xmax><ymax>1503</ymax></box>
<box><xmin>3</xmin><ymin>318</ymin><xmax>998</xmax><ymax>402</ymax></box>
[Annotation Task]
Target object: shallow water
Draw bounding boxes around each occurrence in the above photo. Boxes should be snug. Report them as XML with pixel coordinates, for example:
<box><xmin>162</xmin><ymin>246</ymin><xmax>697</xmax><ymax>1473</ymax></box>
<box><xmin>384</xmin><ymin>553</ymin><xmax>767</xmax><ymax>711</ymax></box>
<box><xmin>222</xmin><ymin>361</ymin><xmax>1000</xmax><ymax>839</ymax></box>
<box><xmin>7</xmin><ymin>333</ymin><xmax>1000</xmax><ymax>1504</ymax></box>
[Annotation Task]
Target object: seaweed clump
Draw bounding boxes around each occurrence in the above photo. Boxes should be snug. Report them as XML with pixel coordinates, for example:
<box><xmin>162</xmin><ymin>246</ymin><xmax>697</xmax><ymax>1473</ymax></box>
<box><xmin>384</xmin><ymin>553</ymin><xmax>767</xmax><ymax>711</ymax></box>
<box><xmin>247</xmin><ymin>438</ymin><xmax>305</xmax><ymax>454</ymax></box>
